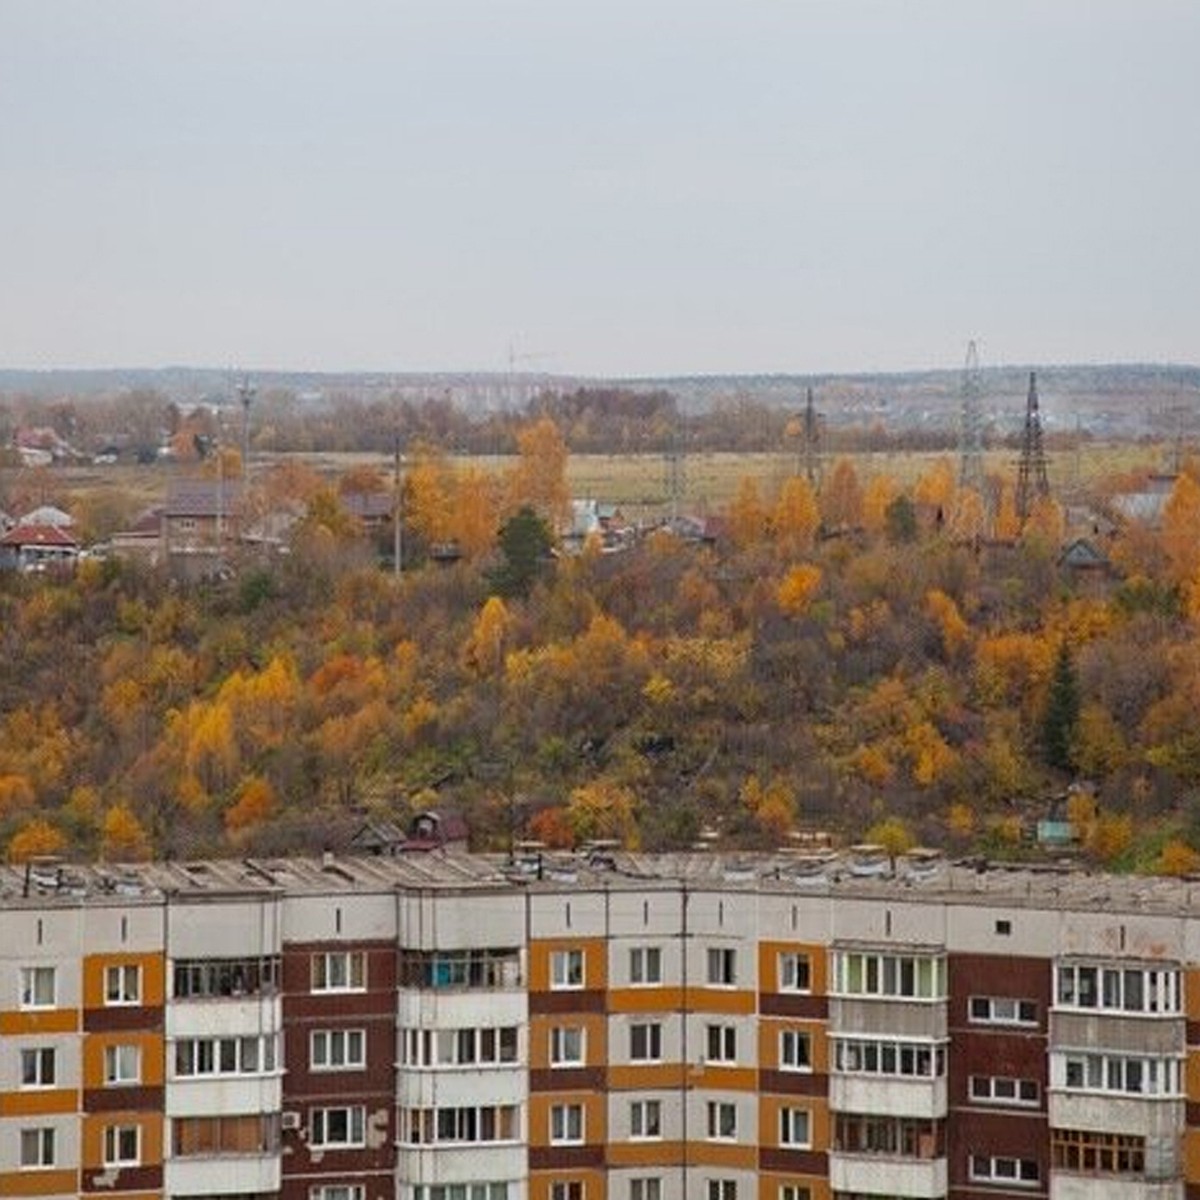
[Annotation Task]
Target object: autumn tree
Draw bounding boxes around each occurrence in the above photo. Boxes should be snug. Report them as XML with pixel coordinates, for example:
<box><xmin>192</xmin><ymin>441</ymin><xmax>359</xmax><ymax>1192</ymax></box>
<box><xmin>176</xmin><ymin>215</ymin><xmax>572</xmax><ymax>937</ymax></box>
<box><xmin>727</xmin><ymin>477</ymin><xmax>769</xmax><ymax>550</ymax></box>
<box><xmin>821</xmin><ymin>458</ymin><xmax>863</xmax><ymax>531</ymax></box>
<box><xmin>772</xmin><ymin>477</ymin><xmax>820</xmax><ymax>555</ymax></box>
<box><xmin>777</xmin><ymin>564</ymin><xmax>822</xmax><ymax>618</ymax></box>
<box><xmin>8</xmin><ymin>818</ymin><xmax>67</xmax><ymax>863</ymax></box>
<box><xmin>508</xmin><ymin>416</ymin><xmax>570</xmax><ymax>527</ymax></box>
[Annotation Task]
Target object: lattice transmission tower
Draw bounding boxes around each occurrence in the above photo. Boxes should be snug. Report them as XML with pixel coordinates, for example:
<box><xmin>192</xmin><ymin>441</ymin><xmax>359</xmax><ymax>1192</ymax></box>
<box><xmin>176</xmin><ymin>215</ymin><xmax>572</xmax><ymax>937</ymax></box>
<box><xmin>800</xmin><ymin>386</ymin><xmax>822</xmax><ymax>490</ymax></box>
<box><xmin>958</xmin><ymin>341</ymin><xmax>984</xmax><ymax>494</ymax></box>
<box><xmin>1015</xmin><ymin>370</ymin><xmax>1051</xmax><ymax>523</ymax></box>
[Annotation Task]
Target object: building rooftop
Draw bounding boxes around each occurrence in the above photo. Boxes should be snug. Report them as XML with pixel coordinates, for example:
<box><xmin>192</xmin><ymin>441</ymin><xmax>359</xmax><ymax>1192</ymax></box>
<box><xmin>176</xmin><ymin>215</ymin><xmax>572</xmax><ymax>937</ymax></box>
<box><xmin>2</xmin><ymin>849</ymin><xmax>1199</xmax><ymax>917</ymax></box>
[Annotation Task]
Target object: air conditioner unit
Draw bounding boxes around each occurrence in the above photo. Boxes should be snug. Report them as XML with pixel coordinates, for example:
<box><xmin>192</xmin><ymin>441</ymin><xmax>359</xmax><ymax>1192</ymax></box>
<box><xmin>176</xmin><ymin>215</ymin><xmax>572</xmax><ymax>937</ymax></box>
<box><xmin>281</xmin><ymin>1112</ymin><xmax>301</xmax><ymax>1131</ymax></box>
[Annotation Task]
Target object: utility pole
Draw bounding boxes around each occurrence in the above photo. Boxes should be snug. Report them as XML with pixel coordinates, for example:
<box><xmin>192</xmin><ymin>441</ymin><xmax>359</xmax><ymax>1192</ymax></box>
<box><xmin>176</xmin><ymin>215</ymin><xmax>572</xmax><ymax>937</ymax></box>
<box><xmin>1015</xmin><ymin>370</ymin><xmax>1051</xmax><ymax>525</ymax></box>
<box><xmin>393</xmin><ymin>434</ymin><xmax>403</xmax><ymax>580</ymax></box>
<box><xmin>801</xmin><ymin>386</ymin><xmax>822</xmax><ymax>490</ymax></box>
<box><xmin>236</xmin><ymin>375</ymin><xmax>256</xmax><ymax>483</ymax></box>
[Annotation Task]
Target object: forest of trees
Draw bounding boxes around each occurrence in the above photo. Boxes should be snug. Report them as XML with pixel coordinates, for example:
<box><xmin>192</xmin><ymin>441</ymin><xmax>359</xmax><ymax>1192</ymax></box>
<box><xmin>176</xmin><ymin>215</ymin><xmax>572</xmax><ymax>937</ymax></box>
<box><xmin>4</xmin><ymin>409</ymin><xmax>1200</xmax><ymax>876</ymax></box>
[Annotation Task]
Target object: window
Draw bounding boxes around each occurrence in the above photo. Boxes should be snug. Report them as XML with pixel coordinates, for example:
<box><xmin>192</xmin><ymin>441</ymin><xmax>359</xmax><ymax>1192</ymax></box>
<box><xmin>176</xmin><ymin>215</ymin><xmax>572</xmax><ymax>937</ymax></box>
<box><xmin>779</xmin><ymin>1107</ymin><xmax>811</xmax><ymax>1148</ymax></box>
<box><xmin>996</xmin><ymin>919</ymin><xmax>1012</xmax><ymax>935</ymax></box>
<box><xmin>173</xmin><ymin>1113</ymin><xmax>280</xmax><ymax>1157</ymax></box>
<box><xmin>780</xmin><ymin>1030</ymin><xmax>812</xmax><ymax>1072</ymax></box>
<box><xmin>1055</xmin><ymin>963</ymin><xmax>1180</xmax><ymax>1014</ymax></box>
<box><xmin>1058</xmin><ymin>1051</ymin><xmax>1181</xmax><ymax>1096</ymax></box>
<box><xmin>969</xmin><ymin>995</ymin><xmax>1037</xmax><ymax>1025</ymax></box>
<box><xmin>311</xmin><ymin>952</ymin><xmax>365</xmax><ymax>993</ymax></box>
<box><xmin>780</xmin><ymin>1189</ymin><xmax>810</xmax><ymax>1200</ymax></box>
<box><xmin>311</xmin><ymin>1188</ymin><xmax>366</xmax><ymax>1200</ymax></box>
<box><xmin>310</xmin><ymin>1106</ymin><xmax>366</xmax><ymax>1148</ymax></box>
<box><xmin>630</xmin><ymin>946</ymin><xmax>662</xmax><ymax>985</ymax></box>
<box><xmin>551</xmin><ymin>1026</ymin><xmax>584</xmax><ymax>1066</ymax></box>
<box><xmin>706</xmin><ymin>1101</ymin><xmax>737</xmax><ymax>1140</ymax></box>
<box><xmin>173</xmin><ymin>956</ymin><xmax>280</xmax><ymax>998</ymax></box>
<box><xmin>970</xmin><ymin>1075</ymin><xmax>1039</xmax><ymax>1106</ymax></box>
<box><xmin>104</xmin><ymin>964</ymin><xmax>141</xmax><ymax>1005</ymax></box>
<box><xmin>832</xmin><ymin>951</ymin><xmax>945</xmax><ymax>999</ymax></box>
<box><xmin>19</xmin><ymin>1127</ymin><xmax>55</xmax><ymax>1168</ymax></box>
<box><xmin>311</xmin><ymin>1028</ymin><xmax>366</xmax><ymax>1070</ymax></box>
<box><xmin>630</xmin><ymin>1180</ymin><xmax>661</xmax><ymax>1200</ymax></box>
<box><xmin>551</xmin><ymin>950</ymin><xmax>584</xmax><ymax>990</ymax></box>
<box><xmin>1052</xmin><ymin>1129</ymin><xmax>1145</xmax><ymax>1175</ymax></box>
<box><xmin>630</xmin><ymin>1023</ymin><xmax>663</xmax><ymax>1062</ymax></box>
<box><xmin>706</xmin><ymin>1024</ymin><xmax>736</xmax><ymax>1063</ymax></box>
<box><xmin>706</xmin><ymin>948</ymin><xmax>736</xmax><ymax>986</ymax></box>
<box><xmin>401</xmin><ymin>1025</ymin><xmax>518</xmax><ymax>1067</ymax></box>
<box><xmin>833</xmin><ymin>1037</ymin><xmax>945</xmax><ymax>1078</ymax></box>
<box><xmin>550</xmin><ymin>1104</ymin><xmax>583</xmax><ymax>1144</ymax></box>
<box><xmin>411</xmin><ymin>1189</ymin><xmax>511</xmax><ymax>1200</ymax></box>
<box><xmin>707</xmin><ymin>1182</ymin><xmax>737</xmax><ymax>1200</ymax></box>
<box><xmin>20</xmin><ymin>966</ymin><xmax>56</xmax><ymax>1009</ymax></box>
<box><xmin>104</xmin><ymin>1044</ymin><xmax>141</xmax><ymax>1085</ymax></box>
<box><xmin>630</xmin><ymin>1099</ymin><xmax>662</xmax><ymax>1140</ymax></box>
<box><xmin>104</xmin><ymin>1124</ymin><xmax>140</xmax><ymax>1166</ymax></box>
<box><xmin>550</xmin><ymin>1185</ymin><xmax>583</xmax><ymax>1200</ymax></box>
<box><xmin>175</xmin><ymin>1035</ymin><xmax>276</xmax><ymax>1077</ymax></box>
<box><xmin>834</xmin><ymin>1114</ymin><xmax>939</xmax><ymax>1158</ymax></box>
<box><xmin>399</xmin><ymin>948</ymin><xmax>521</xmax><ymax>990</ymax></box>
<box><xmin>400</xmin><ymin>1106</ymin><xmax>518</xmax><ymax>1145</ymax></box>
<box><xmin>20</xmin><ymin>1048</ymin><xmax>55</xmax><ymax>1088</ymax></box>
<box><xmin>970</xmin><ymin>1156</ymin><xmax>1039</xmax><ymax>1186</ymax></box>
<box><xmin>779</xmin><ymin>952</ymin><xmax>811</xmax><ymax>992</ymax></box>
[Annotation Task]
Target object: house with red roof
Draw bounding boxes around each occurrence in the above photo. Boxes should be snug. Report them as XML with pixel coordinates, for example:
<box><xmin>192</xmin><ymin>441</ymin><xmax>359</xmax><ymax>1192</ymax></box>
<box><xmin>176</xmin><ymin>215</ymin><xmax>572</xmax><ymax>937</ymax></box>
<box><xmin>0</xmin><ymin>523</ymin><xmax>80</xmax><ymax>572</ymax></box>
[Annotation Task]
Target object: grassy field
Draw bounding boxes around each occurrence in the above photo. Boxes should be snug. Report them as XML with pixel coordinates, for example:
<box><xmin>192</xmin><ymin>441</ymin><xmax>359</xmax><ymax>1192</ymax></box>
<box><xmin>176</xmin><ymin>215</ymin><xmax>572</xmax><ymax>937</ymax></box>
<box><xmin>6</xmin><ymin>441</ymin><xmax>1174</xmax><ymax>533</ymax></box>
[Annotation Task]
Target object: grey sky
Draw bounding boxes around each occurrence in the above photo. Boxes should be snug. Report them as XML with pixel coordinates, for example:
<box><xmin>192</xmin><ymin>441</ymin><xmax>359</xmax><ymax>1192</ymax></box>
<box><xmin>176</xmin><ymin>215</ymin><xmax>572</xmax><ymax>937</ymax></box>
<box><xmin>1</xmin><ymin>1</ymin><xmax>1197</xmax><ymax>377</ymax></box>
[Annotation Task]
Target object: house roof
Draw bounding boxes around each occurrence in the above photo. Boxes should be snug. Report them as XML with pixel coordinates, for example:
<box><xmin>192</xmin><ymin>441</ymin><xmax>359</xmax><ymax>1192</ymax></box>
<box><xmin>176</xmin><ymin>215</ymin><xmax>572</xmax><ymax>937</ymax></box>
<box><xmin>17</xmin><ymin>504</ymin><xmax>73</xmax><ymax>528</ymax></box>
<box><xmin>0</xmin><ymin>524</ymin><xmax>78</xmax><ymax>548</ymax></box>
<box><xmin>1059</xmin><ymin>537</ymin><xmax>1109</xmax><ymax>569</ymax></box>
<box><xmin>166</xmin><ymin>479</ymin><xmax>243</xmax><ymax>518</ymax></box>
<box><xmin>342</xmin><ymin>491</ymin><xmax>393</xmax><ymax>521</ymax></box>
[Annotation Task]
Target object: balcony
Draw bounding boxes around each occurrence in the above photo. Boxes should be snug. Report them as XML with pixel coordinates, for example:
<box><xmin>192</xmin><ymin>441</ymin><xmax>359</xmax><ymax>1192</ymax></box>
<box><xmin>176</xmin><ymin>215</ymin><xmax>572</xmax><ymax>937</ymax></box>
<box><xmin>1049</xmin><ymin>1094</ymin><xmax>1184</xmax><ymax>1145</ymax></box>
<box><xmin>830</xmin><ymin>1074</ymin><xmax>947</xmax><ymax>1119</ymax></box>
<box><xmin>1050</xmin><ymin>1175</ymin><xmax>1182</xmax><ymax>1200</ymax></box>
<box><xmin>829</xmin><ymin>997</ymin><xmax>947</xmax><ymax>1040</ymax></box>
<box><xmin>164</xmin><ymin>1154</ymin><xmax>280</xmax><ymax>1196</ymax></box>
<box><xmin>829</xmin><ymin>1152</ymin><xmax>948</xmax><ymax>1198</ymax></box>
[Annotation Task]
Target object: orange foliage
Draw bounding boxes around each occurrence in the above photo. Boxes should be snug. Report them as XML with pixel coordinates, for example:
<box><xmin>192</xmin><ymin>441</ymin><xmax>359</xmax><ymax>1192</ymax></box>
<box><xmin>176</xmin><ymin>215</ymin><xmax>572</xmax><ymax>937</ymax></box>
<box><xmin>225</xmin><ymin>775</ymin><xmax>279</xmax><ymax>836</ymax></box>
<box><xmin>102</xmin><ymin>805</ymin><xmax>152</xmax><ymax>861</ymax></box>
<box><xmin>527</xmin><ymin>806</ymin><xmax>575</xmax><ymax>849</ymax></box>
<box><xmin>924</xmin><ymin>589</ymin><xmax>970</xmax><ymax>657</ymax></box>
<box><xmin>8</xmin><ymin>818</ymin><xmax>68</xmax><ymax>863</ymax></box>
<box><xmin>777</xmin><ymin>564</ymin><xmax>823</xmax><ymax>617</ymax></box>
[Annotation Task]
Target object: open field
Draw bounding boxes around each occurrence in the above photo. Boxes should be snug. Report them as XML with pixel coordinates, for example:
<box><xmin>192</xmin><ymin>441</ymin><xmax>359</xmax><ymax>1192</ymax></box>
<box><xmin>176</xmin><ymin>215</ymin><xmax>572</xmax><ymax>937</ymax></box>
<box><xmin>4</xmin><ymin>441</ymin><xmax>1178</xmax><ymax>533</ymax></box>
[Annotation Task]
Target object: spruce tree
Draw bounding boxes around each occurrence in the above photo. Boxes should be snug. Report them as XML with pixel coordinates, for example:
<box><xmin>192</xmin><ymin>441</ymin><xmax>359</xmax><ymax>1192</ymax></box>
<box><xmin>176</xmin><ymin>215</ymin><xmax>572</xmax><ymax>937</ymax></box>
<box><xmin>1043</xmin><ymin>641</ymin><xmax>1080</xmax><ymax>772</ymax></box>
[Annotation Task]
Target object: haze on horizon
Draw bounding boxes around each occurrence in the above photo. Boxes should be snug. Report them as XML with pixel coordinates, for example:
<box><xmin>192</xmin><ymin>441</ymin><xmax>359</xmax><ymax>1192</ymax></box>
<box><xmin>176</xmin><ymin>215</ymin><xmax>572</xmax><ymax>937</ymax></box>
<box><xmin>2</xmin><ymin>1</ymin><xmax>1198</xmax><ymax>380</ymax></box>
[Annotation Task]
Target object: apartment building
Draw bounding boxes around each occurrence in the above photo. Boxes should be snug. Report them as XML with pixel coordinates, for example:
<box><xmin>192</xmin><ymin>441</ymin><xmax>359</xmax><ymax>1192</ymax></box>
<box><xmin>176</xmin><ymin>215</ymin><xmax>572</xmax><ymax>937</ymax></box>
<box><xmin>1</xmin><ymin>850</ymin><xmax>1199</xmax><ymax>1200</ymax></box>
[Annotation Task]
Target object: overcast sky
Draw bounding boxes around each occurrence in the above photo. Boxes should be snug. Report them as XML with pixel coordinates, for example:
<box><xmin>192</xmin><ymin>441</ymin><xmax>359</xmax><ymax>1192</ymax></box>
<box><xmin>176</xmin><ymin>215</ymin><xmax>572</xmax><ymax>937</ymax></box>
<box><xmin>1</xmin><ymin>1</ymin><xmax>1197</xmax><ymax>377</ymax></box>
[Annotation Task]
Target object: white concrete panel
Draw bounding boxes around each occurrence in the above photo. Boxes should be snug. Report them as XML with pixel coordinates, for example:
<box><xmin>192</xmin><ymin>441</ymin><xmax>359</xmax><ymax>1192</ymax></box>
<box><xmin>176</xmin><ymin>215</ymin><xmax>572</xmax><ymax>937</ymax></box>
<box><xmin>758</xmin><ymin>892</ymin><xmax>834</xmax><ymax>945</ymax></box>
<box><xmin>607</xmin><ymin>938</ymin><xmax>683</xmax><ymax>989</ymax></box>
<box><xmin>829</xmin><ymin>1074</ymin><xmax>948</xmax><ymax>1119</ymax></box>
<box><xmin>397</xmin><ymin>892</ymin><xmax>526</xmax><ymax>950</ymax></box>
<box><xmin>82</xmin><ymin>903</ymin><xmax>164</xmax><ymax>953</ymax></box>
<box><xmin>164</xmin><ymin>1153</ymin><xmax>281</xmax><ymax>1195</ymax></box>
<box><xmin>0</xmin><ymin>1113</ymin><xmax>79</xmax><ymax>1170</ymax></box>
<box><xmin>396</xmin><ymin>1146</ymin><xmax>527</xmax><ymax>1187</ymax></box>
<box><xmin>607</xmin><ymin>889</ymin><xmax>685</xmax><ymax>937</ymax></box>
<box><xmin>1048</xmin><ymin>1092</ymin><xmax>1185</xmax><ymax>1145</ymax></box>
<box><xmin>166</xmin><ymin>996</ymin><xmax>282</xmax><ymax>1037</ymax></box>
<box><xmin>831</xmin><ymin>898</ymin><xmax>947</xmax><ymax>948</ymax></box>
<box><xmin>686</xmin><ymin>890</ymin><xmax>759</xmax><ymax>940</ymax></box>
<box><xmin>529</xmin><ymin>890</ymin><xmax>607</xmax><ymax>939</ymax></box>
<box><xmin>609</xmin><ymin>1014</ymin><xmax>684</xmax><ymax>1066</ymax></box>
<box><xmin>0</xmin><ymin>954</ymin><xmax>79</xmax><ymax>1011</ymax></box>
<box><xmin>686</xmin><ymin>938</ymin><xmax>756</xmax><ymax>991</ymax></box>
<box><xmin>830</xmin><ymin>1152</ymin><xmax>948</xmax><ymax>1198</ymax></box>
<box><xmin>1054</xmin><ymin>910</ymin><xmax>1184</xmax><ymax>962</ymax></box>
<box><xmin>165</xmin><ymin>898</ymin><xmax>283</xmax><ymax>957</ymax></box>
<box><xmin>948</xmin><ymin>901</ymin><xmax>1061</xmax><ymax>957</ymax></box>
<box><xmin>1051</xmin><ymin>1174</ymin><xmax>1182</xmax><ymax>1200</ymax></box>
<box><xmin>165</xmin><ymin>1074</ymin><xmax>282</xmax><ymax>1117</ymax></box>
<box><xmin>396</xmin><ymin>1068</ymin><xmax>526</xmax><ymax>1108</ymax></box>
<box><xmin>396</xmin><ymin>989</ymin><xmax>527</xmax><ymax>1029</ymax></box>
<box><xmin>608</xmin><ymin>1167</ymin><xmax>684</xmax><ymax>1200</ymax></box>
<box><xmin>0</xmin><ymin>908</ymin><xmax>83</xmax><ymax>960</ymax></box>
<box><xmin>685</xmin><ymin>1090</ymin><xmax>757</xmax><ymax>1144</ymax></box>
<box><xmin>607</xmin><ymin>1092</ymin><xmax>685</xmax><ymax>1141</ymax></box>
<box><xmin>284</xmin><ymin>892</ymin><xmax>396</xmax><ymax>943</ymax></box>
<box><xmin>0</xmin><ymin>1033</ymin><xmax>81</xmax><ymax>1089</ymax></box>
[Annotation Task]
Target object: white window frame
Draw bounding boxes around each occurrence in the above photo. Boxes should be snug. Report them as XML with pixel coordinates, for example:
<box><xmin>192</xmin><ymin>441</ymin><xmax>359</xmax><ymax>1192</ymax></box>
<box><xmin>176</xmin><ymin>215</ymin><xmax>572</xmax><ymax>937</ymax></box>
<box><xmin>969</xmin><ymin>1155</ymin><xmax>1039</xmax><ymax>1187</ymax></box>
<box><xmin>629</xmin><ymin>1099</ymin><xmax>662</xmax><ymax>1140</ymax></box>
<box><xmin>311</xmin><ymin>1028</ymin><xmax>366</xmax><ymax>1071</ymax></box>
<box><xmin>19</xmin><ymin>966</ymin><xmax>56</xmax><ymax>1009</ymax></box>
<box><xmin>629</xmin><ymin>946</ymin><xmax>663</xmax><ymax>986</ymax></box>
<box><xmin>104</xmin><ymin>963</ymin><xmax>141</xmax><ymax>1006</ymax></box>
<box><xmin>706</xmin><ymin>947</ymin><xmax>736</xmax><ymax>987</ymax></box>
<box><xmin>550</xmin><ymin>1103</ymin><xmax>584</xmax><ymax>1145</ymax></box>
<box><xmin>630</xmin><ymin>1179</ymin><xmax>662</xmax><ymax>1200</ymax></box>
<box><xmin>550</xmin><ymin>1026</ymin><xmax>585</xmax><ymax>1066</ymax></box>
<box><xmin>550</xmin><ymin>1184</ymin><xmax>583</xmax><ymax>1200</ymax></box>
<box><xmin>104</xmin><ymin>1124</ymin><xmax>140</xmax><ymax>1167</ymax></box>
<box><xmin>310</xmin><ymin>1188</ymin><xmax>366</xmax><ymax>1200</ymax></box>
<box><xmin>778</xmin><ymin>952</ymin><xmax>811</xmax><ymax>993</ymax></box>
<box><xmin>779</xmin><ymin>1107</ymin><xmax>811</xmax><ymax>1148</ymax></box>
<box><xmin>551</xmin><ymin>949</ymin><xmax>584</xmax><ymax>990</ymax></box>
<box><xmin>780</xmin><ymin>1029</ymin><xmax>812</xmax><ymax>1073</ymax></box>
<box><xmin>20</xmin><ymin>1047</ymin><xmax>56</xmax><ymax>1089</ymax></box>
<box><xmin>969</xmin><ymin>995</ymin><xmax>1037</xmax><ymax>1026</ymax></box>
<box><xmin>707</xmin><ymin>1181</ymin><xmax>737</xmax><ymax>1200</ymax></box>
<box><xmin>311</xmin><ymin>951</ymin><xmax>366</xmax><ymax>993</ymax></box>
<box><xmin>780</xmin><ymin>1188</ymin><xmax>811</xmax><ymax>1200</ymax></box>
<box><xmin>969</xmin><ymin>1074</ymin><xmax>1039</xmax><ymax>1106</ymax></box>
<box><xmin>706</xmin><ymin>1100</ymin><xmax>737</xmax><ymax>1141</ymax></box>
<box><xmin>630</xmin><ymin>1022</ymin><xmax>663</xmax><ymax>1062</ymax></box>
<box><xmin>19</xmin><ymin>1127</ymin><xmax>55</xmax><ymax>1169</ymax></box>
<box><xmin>706</xmin><ymin>1023</ymin><xmax>737</xmax><ymax>1064</ymax></box>
<box><xmin>104</xmin><ymin>1043</ymin><xmax>141</xmax><ymax>1085</ymax></box>
<box><xmin>1054</xmin><ymin>962</ymin><xmax>1181</xmax><ymax>1015</ymax></box>
<box><xmin>310</xmin><ymin>1105</ymin><xmax>367</xmax><ymax>1148</ymax></box>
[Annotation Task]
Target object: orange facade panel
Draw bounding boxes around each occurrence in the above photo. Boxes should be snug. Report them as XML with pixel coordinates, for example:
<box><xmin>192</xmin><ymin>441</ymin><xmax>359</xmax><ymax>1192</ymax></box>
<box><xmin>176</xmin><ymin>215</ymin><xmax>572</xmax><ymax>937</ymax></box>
<box><xmin>1186</xmin><ymin>1128</ymin><xmax>1200</xmax><ymax>1183</ymax></box>
<box><xmin>0</xmin><ymin>1010</ymin><xmax>79</xmax><ymax>1036</ymax></box>
<box><xmin>80</xmin><ymin>1112</ymin><xmax>164</xmax><ymax>1168</ymax></box>
<box><xmin>81</xmin><ymin>1033</ymin><xmax>165</xmax><ymax>1090</ymax></box>
<box><xmin>759</xmin><ymin>1174</ymin><xmax>830</xmax><ymax>1200</ymax></box>
<box><xmin>529</xmin><ymin>1013</ymin><xmax>608</xmax><ymax>1071</ymax></box>
<box><xmin>605</xmin><ymin>1139</ymin><xmax>687</xmax><ymax>1167</ymax></box>
<box><xmin>1187</xmin><ymin>969</ymin><xmax>1200</xmax><ymax>1021</ymax></box>
<box><xmin>686</xmin><ymin>988</ymin><xmax>755</xmax><ymax>1015</ymax></box>
<box><xmin>607</xmin><ymin>1063</ymin><xmax>687</xmax><ymax>1092</ymax></box>
<box><xmin>758</xmin><ymin>1018</ymin><xmax>828</xmax><ymax>1074</ymax></box>
<box><xmin>0</xmin><ymin>1087</ymin><xmax>79</xmax><ymax>1117</ymax></box>
<box><xmin>689</xmin><ymin>1065</ymin><xmax>758</xmax><ymax>1093</ymax></box>
<box><xmin>688</xmin><ymin>1140</ymin><xmax>758</xmax><ymax>1170</ymax></box>
<box><xmin>82</xmin><ymin>953</ymin><xmax>165</xmax><ymax>1010</ymax></box>
<box><xmin>758</xmin><ymin>941</ymin><xmax>827</xmax><ymax>996</ymax></box>
<box><xmin>0</xmin><ymin>1167</ymin><xmax>78</xmax><ymax>1196</ymax></box>
<box><xmin>608</xmin><ymin>986</ymin><xmax>687</xmax><ymax>1014</ymax></box>
<box><xmin>528</xmin><ymin>938</ymin><xmax>608</xmax><ymax>993</ymax></box>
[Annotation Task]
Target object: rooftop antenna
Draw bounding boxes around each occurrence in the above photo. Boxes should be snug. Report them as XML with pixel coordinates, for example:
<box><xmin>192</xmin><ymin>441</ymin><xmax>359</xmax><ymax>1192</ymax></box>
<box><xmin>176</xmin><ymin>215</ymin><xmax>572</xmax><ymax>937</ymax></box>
<box><xmin>958</xmin><ymin>341</ymin><xmax>984</xmax><ymax>494</ymax></box>
<box><xmin>1015</xmin><ymin>370</ymin><xmax>1051</xmax><ymax>525</ymax></box>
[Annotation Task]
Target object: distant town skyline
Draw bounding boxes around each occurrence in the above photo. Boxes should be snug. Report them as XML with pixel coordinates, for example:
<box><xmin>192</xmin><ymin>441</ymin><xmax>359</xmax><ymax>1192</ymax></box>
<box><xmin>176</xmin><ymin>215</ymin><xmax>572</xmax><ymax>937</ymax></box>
<box><xmin>2</xmin><ymin>1</ymin><xmax>1198</xmax><ymax>378</ymax></box>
